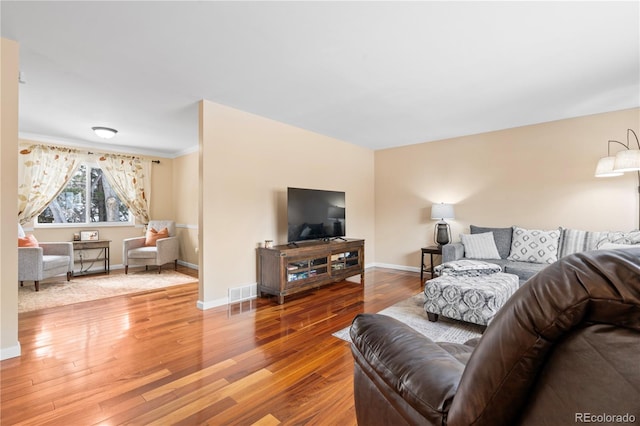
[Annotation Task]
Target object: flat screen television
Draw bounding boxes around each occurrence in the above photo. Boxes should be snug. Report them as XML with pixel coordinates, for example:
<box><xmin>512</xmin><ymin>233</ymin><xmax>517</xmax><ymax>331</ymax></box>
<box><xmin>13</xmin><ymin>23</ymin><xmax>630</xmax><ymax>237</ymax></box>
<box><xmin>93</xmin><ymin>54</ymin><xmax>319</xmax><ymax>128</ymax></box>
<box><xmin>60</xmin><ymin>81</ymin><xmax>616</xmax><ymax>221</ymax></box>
<box><xmin>287</xmin><ymin>187</ymin><xmax>346</xmax><ymax>242</ymax></box>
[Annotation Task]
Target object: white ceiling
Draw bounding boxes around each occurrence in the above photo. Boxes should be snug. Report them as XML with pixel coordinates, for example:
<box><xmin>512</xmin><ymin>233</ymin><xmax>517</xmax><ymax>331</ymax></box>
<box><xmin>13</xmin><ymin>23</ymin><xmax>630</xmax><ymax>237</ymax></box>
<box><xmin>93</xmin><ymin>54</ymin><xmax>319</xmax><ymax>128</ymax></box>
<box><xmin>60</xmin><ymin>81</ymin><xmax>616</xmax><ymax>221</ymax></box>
<box><xmin>2</xmin><ymin>1</ymin><xmax>639</xmax><ymax>158</ymax></box>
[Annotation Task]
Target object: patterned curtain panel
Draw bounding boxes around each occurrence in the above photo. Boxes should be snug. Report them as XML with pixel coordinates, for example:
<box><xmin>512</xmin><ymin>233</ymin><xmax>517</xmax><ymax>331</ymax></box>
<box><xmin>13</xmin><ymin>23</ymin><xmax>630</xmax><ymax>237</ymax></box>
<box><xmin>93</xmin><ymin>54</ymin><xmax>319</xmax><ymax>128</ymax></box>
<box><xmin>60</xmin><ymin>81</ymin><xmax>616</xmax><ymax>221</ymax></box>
<box><xmin>18</xmin><ymin>144</ymin><xmax>81</xmax><ymax>224</ymax></box>
<box><xmin>98</xmin><ymin>154</ymin><xmax>151</xmax><ymax>224</ymax></box>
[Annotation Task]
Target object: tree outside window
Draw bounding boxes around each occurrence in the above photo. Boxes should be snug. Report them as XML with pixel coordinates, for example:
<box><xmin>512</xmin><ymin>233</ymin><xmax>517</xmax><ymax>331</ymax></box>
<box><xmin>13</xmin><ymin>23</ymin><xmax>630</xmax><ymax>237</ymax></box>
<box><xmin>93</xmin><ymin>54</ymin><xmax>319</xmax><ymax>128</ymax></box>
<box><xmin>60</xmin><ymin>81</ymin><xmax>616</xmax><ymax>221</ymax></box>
<box><xmin>38</xmin><ymin>164</ymin><xmax>131</xmax><ymax>224</ymax></box>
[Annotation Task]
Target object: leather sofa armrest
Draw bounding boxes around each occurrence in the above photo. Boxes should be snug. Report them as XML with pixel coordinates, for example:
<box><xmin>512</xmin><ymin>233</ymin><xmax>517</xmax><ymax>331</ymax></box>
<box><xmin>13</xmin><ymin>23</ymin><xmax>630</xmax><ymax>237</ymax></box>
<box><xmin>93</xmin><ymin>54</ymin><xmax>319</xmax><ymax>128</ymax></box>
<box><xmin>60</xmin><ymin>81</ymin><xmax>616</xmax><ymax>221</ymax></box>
<box><xmin>442</xmin><ymin>242</ymin><xmax>464</xmax><ymax>263</ymax></box>
<box><xmin>464</xmin><ymin>337</ymin><xmax>482</xmax><ymax>347</ymax></box>
<box><xmin>350</xmin><ymin>314</ymin><xmax>467</xmax><ymax>424</ymax></box>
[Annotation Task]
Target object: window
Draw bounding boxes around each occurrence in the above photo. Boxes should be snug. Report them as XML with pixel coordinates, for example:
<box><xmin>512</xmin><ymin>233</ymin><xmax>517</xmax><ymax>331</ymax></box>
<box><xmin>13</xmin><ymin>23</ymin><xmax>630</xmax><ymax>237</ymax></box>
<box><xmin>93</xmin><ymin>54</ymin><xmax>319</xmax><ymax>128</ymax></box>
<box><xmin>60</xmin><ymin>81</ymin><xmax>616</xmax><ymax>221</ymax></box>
<box><xmin>37</xmin><ymin>163</ymin><xmax>131</xmax><ymax>225</ymax></box>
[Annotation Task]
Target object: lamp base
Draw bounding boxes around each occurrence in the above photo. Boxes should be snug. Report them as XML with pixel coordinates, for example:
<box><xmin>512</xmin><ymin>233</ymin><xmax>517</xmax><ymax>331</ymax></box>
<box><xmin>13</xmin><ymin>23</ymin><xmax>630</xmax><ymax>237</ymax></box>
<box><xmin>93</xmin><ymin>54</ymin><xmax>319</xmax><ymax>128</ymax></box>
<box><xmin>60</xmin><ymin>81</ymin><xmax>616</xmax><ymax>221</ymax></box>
<box><xmin>333</xmin><ymin>220</ymin><xmax>342</xmax><ymax>236</ymax></box>
<box><xmin>434</xmin><ymin>222</ymin><xmax>451</xmax><ymax>246</ymax></box>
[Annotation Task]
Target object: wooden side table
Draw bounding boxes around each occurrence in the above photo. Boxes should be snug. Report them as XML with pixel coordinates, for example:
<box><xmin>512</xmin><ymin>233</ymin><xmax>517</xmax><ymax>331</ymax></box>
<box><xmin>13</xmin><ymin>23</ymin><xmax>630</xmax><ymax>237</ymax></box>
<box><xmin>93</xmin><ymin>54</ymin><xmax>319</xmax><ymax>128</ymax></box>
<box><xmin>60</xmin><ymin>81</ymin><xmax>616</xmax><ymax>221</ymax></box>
<box><xmin>73</xmin><ymin>239</ymin><xmax>111</xmax><ymax>276</ymax></box>
<box><xmin>421</xmin><ymin>246</ymin><xmax>442</xmax><ymax>282</ymax></box>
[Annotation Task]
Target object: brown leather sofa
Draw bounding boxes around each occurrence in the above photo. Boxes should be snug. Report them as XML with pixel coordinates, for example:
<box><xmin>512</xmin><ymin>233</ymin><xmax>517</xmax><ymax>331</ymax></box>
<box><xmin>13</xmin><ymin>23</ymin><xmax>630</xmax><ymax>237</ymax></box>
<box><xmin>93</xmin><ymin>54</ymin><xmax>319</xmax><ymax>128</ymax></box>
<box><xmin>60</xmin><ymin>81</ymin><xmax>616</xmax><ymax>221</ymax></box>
<box><xmin>350</xmin><ymin>248</ymin><xmax>640</xmax><ymax>425</ymax></box>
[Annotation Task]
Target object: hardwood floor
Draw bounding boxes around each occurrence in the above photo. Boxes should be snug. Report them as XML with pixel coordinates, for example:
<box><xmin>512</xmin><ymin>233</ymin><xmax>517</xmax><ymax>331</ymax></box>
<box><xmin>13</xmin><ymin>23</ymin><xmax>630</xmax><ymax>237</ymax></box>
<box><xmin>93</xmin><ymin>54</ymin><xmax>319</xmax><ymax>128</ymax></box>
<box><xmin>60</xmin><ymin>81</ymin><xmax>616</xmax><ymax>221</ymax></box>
<box><xmin>1</xmin><ymin>266</ymin><xmax>423</xmax><ymax>425</ymax></box>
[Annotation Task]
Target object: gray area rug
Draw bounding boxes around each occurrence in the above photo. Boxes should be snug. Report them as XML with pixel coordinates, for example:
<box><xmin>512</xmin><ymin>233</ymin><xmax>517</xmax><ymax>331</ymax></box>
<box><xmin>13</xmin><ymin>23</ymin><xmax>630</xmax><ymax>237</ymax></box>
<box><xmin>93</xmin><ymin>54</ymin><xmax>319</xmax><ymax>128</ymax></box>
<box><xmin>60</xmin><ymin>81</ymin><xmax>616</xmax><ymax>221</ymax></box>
<box><xmin>333</xmin><ymin>292</ymin><xmax>485</xmax><ymax>344</ymax></box>
<box><xmin>19</xmin><ymin>270</ymin><xmax>197</xmax><ymax>313</ymax></box>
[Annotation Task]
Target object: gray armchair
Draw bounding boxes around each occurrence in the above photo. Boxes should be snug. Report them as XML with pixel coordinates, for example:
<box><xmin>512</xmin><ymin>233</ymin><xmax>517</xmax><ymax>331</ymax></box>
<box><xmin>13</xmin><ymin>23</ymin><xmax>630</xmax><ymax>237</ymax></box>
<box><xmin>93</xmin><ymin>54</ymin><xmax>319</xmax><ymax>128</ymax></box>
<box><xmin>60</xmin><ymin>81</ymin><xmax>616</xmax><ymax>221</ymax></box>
<box><xmin>18</xmin><ymin>225</ymin><xmax>73</xmax><ymax>291</ymax></box>
<box><xmin>123</xmin><ymin>220</ymin><xmax>179</xmax><ymax>274</ymax></box>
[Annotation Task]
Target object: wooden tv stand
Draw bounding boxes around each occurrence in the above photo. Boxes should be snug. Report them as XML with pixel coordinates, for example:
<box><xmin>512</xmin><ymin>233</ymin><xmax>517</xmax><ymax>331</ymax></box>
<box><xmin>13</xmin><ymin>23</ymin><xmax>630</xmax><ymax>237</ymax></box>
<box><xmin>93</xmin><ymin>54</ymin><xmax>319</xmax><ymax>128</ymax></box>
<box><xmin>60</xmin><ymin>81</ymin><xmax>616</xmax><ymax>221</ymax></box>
<box><xmin>257</xmin><ymin>238</ymin><xmax>365</xmax><ymax>304</ymax></box>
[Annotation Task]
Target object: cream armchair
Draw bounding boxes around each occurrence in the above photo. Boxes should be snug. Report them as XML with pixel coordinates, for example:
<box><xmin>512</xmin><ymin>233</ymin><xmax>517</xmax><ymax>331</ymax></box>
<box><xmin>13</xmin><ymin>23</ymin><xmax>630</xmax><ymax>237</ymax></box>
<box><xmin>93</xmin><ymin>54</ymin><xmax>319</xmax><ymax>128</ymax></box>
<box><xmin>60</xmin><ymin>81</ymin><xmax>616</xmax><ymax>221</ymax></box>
<box><xmin>123</xmin><ymin>220</ymin><xmax>179</xmax><ymax>274</ymax></box>
<box><xmin>18</xmin><ymin>224</ymin><xmax>73</xmax><ymax>291</ymax></box>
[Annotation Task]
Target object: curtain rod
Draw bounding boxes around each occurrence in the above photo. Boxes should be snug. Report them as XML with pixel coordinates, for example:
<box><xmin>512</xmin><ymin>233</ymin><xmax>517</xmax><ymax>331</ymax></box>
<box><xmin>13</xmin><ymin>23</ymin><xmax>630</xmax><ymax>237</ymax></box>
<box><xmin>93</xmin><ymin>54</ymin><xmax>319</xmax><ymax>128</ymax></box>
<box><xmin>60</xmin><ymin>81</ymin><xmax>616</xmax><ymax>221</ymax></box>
<box><xmin>87</xmin><ymin>152</ymin><xmax>160</xmax><ymax>164</ymax></box>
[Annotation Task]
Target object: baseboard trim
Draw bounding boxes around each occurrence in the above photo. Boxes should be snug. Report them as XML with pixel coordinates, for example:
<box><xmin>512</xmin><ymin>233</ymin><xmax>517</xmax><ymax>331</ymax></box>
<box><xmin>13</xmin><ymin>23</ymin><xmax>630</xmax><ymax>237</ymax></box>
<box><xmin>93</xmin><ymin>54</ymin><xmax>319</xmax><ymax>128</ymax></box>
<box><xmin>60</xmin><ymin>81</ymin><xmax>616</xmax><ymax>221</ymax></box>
<box><xmin>371</xmin><ymin>263</ymin><xmax>420</xmax><ymax>273</ymax></box>
<box><xmin>197</xmin><ymin>297</ymin><xmax>229</xmax><ymax>310</ymax></box>
<box><xmin>1</xmin><ymin>342</ymin><xmax>21</xmax><ymax>360</ymax></box>
<box><xmin>178</xmin><ymin>260</ymin><xmax>198</xmax><ymax>270</ymax></box>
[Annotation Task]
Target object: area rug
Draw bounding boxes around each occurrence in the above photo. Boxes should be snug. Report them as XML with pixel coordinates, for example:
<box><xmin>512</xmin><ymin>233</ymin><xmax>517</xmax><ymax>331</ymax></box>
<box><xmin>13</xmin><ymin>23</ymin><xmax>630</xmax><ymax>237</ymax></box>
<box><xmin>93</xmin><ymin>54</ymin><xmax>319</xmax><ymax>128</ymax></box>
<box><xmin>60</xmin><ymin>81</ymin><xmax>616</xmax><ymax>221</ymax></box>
<box><xmin>18</xmin><ymin>270</ymin><xmax>197</xmax><ymax>313</ymax></box>
<box><xmin>333</xmin><ymin>292</ymin><xmax>485</xmax><ymax>344</ymax></box>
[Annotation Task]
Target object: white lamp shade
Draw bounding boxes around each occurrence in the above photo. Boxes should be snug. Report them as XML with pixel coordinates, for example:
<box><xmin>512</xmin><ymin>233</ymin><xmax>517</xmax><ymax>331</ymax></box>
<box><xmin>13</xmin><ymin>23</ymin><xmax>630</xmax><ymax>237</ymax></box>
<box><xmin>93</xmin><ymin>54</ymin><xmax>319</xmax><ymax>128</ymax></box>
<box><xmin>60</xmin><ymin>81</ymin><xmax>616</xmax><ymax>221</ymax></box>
<box><xmin>595</xmin><ymin>156</ymin><xmax>624</xmax><ymax>177</ymax></box>
<box><xmin>614</xmin><ymin>149</ymin><xmax>640</xmax><ymax>172</ymax></box>
<box><xmin>431</xmin><ymin>203</ymin><xmax>455</xmax><ymax>220</ymax></box>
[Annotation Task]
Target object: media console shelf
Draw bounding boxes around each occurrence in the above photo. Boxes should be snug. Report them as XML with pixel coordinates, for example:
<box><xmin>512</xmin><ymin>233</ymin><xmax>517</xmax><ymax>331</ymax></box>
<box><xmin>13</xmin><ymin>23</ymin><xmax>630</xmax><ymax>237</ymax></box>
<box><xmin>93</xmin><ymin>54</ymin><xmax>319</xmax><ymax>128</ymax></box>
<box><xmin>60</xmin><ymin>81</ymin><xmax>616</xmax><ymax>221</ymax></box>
<box><xmin>257</xmin><ymin>238</ymin><xmax>364</xmax><ymax>304</ymax></box>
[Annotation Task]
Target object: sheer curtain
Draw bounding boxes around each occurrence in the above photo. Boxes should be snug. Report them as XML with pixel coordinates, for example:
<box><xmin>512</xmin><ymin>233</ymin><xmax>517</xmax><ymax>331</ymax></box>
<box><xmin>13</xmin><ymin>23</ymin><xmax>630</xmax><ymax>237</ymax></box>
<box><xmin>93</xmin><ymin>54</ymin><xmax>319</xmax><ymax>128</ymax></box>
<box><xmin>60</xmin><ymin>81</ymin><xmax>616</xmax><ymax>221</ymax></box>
<box><xmin>97</xmin><ymin>153</ymin><xmax>151</xmax><ymax>224</ymax></box>
<box><xmin>18</xmin><ymin>144</ymin><xmax>81</xmax><ymax>224</ymax></box>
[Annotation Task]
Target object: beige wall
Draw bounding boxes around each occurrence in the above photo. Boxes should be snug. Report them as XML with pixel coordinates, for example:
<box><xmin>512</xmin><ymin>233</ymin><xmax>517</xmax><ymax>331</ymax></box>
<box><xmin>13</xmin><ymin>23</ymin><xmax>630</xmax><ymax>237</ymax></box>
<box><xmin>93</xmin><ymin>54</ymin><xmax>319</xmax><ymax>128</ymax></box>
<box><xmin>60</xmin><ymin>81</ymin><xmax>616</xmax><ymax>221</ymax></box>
<box><xmin>375</xmin><ymin>108</ymin><xmax>640</xmax><ymax>270</ymax></box>
<box><xmin>199</xmin><ymin>100</ymin><xmax>375</xmax><ymax>307</ymax></box>
<box><xmin>1</xmin><ymin>38</ymin><xmax>21</xmax><ymax>360</ymax></box>
<box><xmin>174</xmin><ymin>151</ymin><xmax>199</xmax><ymax>267</ymax></box>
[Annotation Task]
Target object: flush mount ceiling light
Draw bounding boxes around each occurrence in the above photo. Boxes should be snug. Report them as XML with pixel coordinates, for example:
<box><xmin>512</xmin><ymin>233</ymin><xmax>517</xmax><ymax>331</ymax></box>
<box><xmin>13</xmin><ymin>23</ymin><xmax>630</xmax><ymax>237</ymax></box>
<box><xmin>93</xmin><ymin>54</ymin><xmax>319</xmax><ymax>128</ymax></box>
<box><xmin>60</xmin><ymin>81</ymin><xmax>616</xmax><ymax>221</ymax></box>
<box><xmin>92</xmin><ymin>126</ymin><xmax>118</xmax><ymax>139</ymax></box>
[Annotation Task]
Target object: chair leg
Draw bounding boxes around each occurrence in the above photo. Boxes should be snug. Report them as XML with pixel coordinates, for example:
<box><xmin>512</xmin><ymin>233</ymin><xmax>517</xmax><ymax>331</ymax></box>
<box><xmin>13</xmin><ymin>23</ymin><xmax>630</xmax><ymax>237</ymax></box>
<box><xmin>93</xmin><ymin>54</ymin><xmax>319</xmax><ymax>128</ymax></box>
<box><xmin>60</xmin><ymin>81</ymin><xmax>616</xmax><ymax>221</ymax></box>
<box><xmin>67</xmin><ymin>272</ymin><xmax>71</xmax><ymax>281</ymax></box>
<box><xmin>427</xmin><ymin>312</ymin><xmax>439</xmax><ymax>322</ymax></box>
<box><xmin>35</xmin><ymin>281</ymin><xmax>39</xmax><ymax>292</ymax></box>
<box><xmin>125</xmin><ymin>265</ymin><xmax>129</xmax><ymax>274</ymax></box>
<box><xmin>20</xmin><ymin>281</ymin><xmax>23</xmax><ymax>287</ymax></box>
<box><xmin>158</xmin><ymin>265</ymin><xmax>162</xmax><ymax>274</ymax></box>
<box><xmin>174</xmin><ymin>260</ymin><xmax>178</xmax><ymax>271</ymax></box>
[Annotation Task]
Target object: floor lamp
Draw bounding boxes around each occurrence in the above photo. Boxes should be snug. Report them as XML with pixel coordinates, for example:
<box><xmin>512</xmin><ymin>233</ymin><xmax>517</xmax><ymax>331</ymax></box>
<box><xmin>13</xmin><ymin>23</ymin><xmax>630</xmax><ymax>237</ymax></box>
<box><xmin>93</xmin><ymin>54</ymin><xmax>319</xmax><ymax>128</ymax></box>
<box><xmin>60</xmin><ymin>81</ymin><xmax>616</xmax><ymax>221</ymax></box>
<box><xmin>431</xmin><ymin>203</ymin><xmax>455</xmax><ymax>246</ymax></box>
<box><xmin>594</xmin><ymin>129</ymin><xmax>640</xmax><ymax>229</ymax></box>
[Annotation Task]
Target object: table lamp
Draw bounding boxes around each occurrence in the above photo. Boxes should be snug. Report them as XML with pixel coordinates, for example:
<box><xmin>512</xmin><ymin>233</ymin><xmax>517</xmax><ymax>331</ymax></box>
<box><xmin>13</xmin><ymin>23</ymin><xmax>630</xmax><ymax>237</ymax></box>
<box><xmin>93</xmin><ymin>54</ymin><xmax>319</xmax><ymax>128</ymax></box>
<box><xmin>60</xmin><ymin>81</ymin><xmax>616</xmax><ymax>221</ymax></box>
<box><xmin>431</xmin><ymin>203</ymin><xmax>455</xmax><ymax>246</ymax></box>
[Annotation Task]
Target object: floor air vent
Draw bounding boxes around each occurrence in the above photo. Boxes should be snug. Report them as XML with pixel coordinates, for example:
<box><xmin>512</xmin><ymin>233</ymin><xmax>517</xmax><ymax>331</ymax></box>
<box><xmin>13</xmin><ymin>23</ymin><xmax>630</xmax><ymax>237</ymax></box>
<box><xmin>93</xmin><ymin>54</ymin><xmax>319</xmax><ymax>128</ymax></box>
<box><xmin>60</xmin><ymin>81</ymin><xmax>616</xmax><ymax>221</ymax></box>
<box><xmin>228</xmin><ymin>284</ymin><xmax>257</xmax><ymax>303</ymax></box>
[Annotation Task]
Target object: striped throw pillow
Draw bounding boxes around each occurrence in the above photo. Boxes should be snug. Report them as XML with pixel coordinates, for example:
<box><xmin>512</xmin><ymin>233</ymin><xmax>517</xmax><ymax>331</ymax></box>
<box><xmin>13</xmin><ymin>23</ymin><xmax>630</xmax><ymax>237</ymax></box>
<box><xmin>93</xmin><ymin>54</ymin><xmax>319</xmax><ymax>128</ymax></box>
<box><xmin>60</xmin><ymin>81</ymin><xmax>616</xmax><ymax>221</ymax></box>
<box><xmin>461</xmin><ymin>232</ymin><xmax>501</xmax><ymax>259</ymax></box>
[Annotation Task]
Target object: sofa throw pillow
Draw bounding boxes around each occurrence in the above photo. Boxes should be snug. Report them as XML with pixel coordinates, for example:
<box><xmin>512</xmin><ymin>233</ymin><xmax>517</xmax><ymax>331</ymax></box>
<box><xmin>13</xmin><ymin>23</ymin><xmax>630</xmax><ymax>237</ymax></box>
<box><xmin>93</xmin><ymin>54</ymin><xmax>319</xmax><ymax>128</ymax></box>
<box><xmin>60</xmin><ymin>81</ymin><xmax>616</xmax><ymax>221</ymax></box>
<box><xmin>145</xmin><ymin>227</ymin><xmax>169</xmax><ymax>247</ymax></box>
<box><xmin>18</xmin><ymin>234</ymin><xmax>39</xmax><ymax>247</ymax></box>
<box><xmin>470</xmin><ymin>225</ymin><xmax>513</xmax><ymax>259</ymax></box>
<box><xmin>598</xmin><ymin>242</ymin><xmax>637</xmax><ymax>250</ymax></box>
<box><xmin>435</xmin><ymin>260</ymin><xmax>502</xmax><ymax>277</ymax></box>
<box><xmin>559</xmin><ymin>228</ymin><xmax>608</xmax><ymax>258</ymax></box>
<box><xmin>596</xmin><ymin>230</ymin><xmax>640</xmax><ymax>248</ymax></box>
<box><xmin>461</xmin><ymin>232</ymin><xmax>501</xmax><ymax>259</ymax></box>
<box><xmin>507</xmin><ymin>227</ymin><xmax>561</xmax><ymax>264</ymax></box>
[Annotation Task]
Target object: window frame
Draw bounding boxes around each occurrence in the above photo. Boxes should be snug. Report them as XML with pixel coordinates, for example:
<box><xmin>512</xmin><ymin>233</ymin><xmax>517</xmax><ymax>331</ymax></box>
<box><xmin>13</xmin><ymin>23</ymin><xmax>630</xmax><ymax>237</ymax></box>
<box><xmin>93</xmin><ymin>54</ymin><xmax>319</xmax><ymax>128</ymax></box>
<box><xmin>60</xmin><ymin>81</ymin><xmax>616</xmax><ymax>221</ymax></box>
<box><xmin>34</xmin><ymin>161</ymin><xmax>135</xmax><ymax>228</ymax></box>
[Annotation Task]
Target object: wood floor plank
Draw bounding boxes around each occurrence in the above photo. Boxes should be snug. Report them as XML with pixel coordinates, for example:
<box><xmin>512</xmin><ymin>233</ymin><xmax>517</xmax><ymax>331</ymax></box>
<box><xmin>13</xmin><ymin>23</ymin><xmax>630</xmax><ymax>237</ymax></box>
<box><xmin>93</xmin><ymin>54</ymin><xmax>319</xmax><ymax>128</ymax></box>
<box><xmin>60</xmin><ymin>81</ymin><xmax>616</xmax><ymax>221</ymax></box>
<box><xmin>1</xmin><ymin>266</ymin><xmax>423</xmax><ymax>425</ymax></box>
<box><xmin>142</xmin><ymin>359</ymin><xmax>237</xmax><ymax>401</ymax></box>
